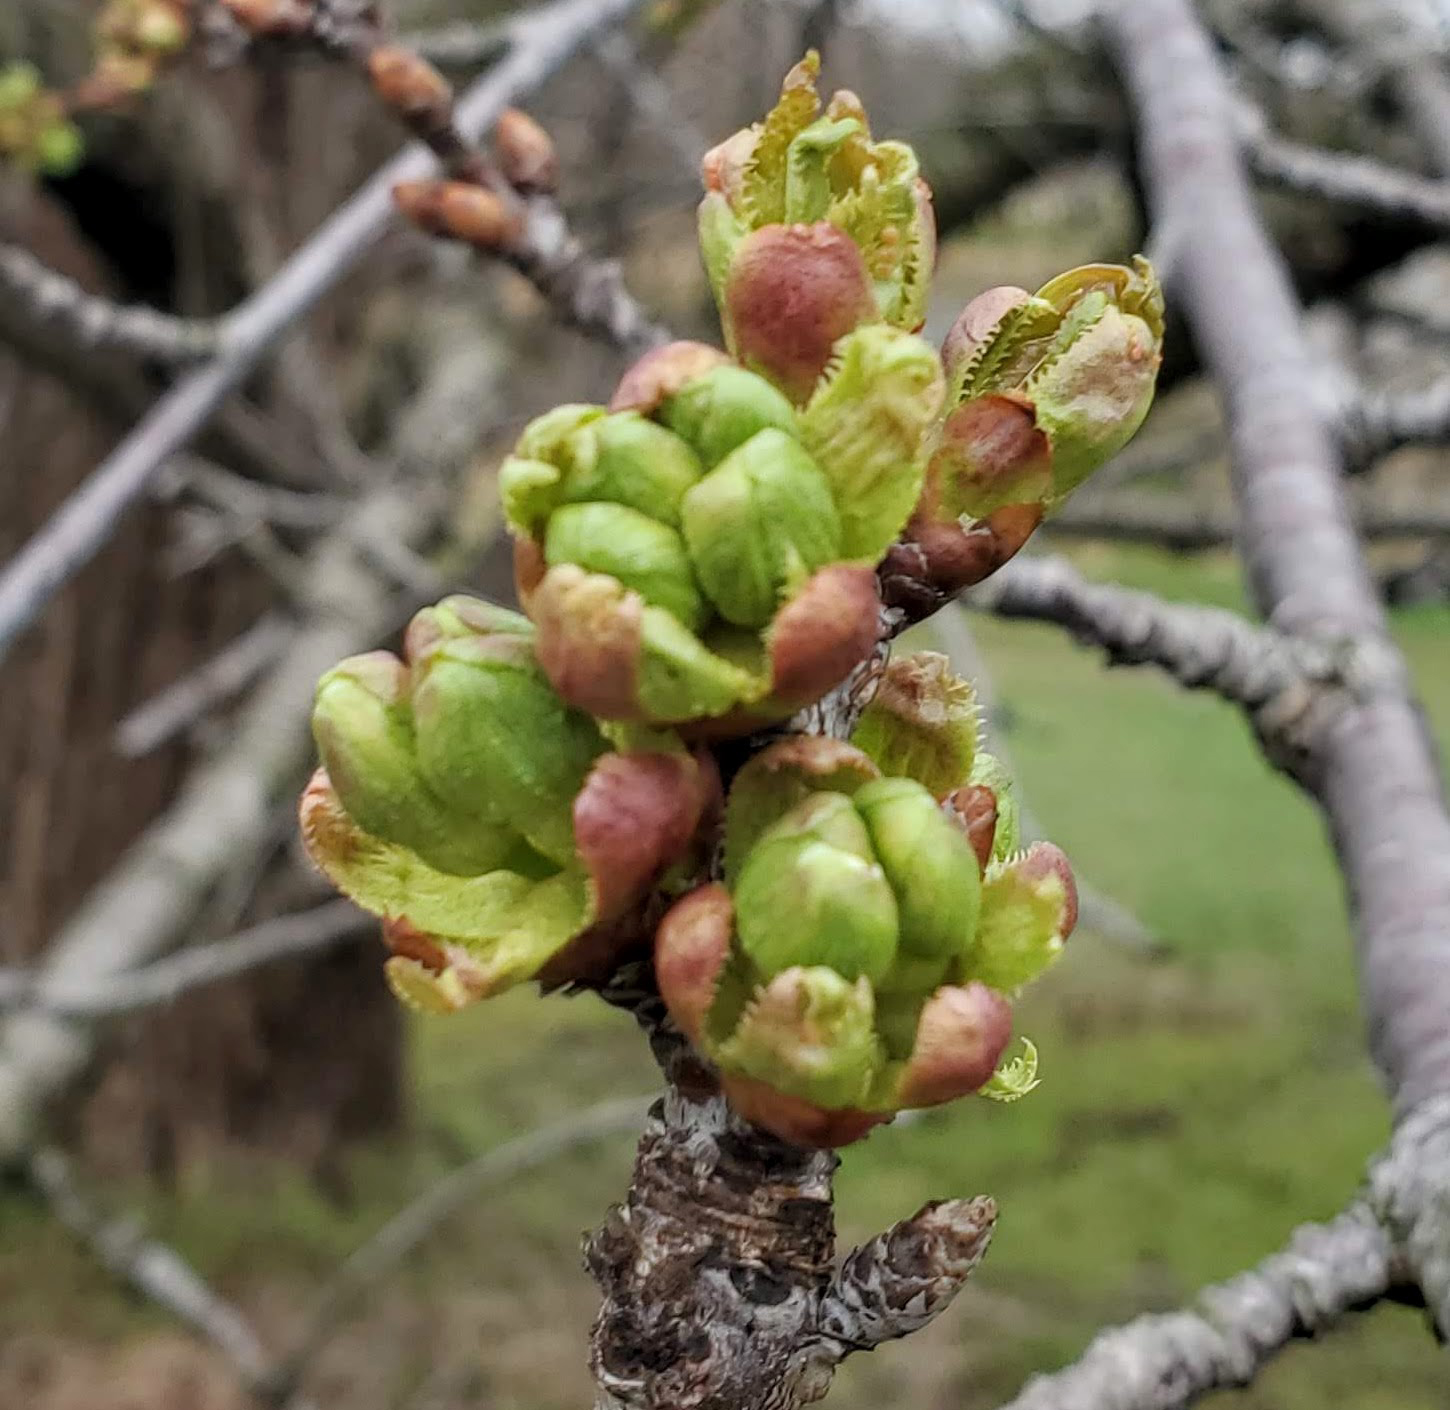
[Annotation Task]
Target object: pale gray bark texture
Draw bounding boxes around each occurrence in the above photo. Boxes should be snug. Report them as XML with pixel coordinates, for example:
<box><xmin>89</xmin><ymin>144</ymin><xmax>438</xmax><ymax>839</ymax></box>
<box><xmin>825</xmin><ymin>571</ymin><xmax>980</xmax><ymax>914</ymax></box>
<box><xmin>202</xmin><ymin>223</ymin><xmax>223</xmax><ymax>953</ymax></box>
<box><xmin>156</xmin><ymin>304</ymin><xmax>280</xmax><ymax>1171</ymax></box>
<box><xmin>1103</xmin><ymin>0</ymin><xmax>1450</xmax><ymax>1123</ymax></box>
<box><xmin>996</xmin><ymin>1203</ymin><xmax>1396</xmax><ymax>1410</ymax></box>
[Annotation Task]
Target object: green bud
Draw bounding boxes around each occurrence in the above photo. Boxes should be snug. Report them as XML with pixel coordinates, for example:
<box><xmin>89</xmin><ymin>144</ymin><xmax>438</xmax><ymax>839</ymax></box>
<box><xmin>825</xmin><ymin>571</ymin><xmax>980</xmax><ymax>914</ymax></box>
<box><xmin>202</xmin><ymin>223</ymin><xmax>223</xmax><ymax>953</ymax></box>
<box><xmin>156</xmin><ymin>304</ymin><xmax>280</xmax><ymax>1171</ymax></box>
<box><xmin>722</xmin><ymin>737</ymin><xmax>880</xmax><ymax>884</ymax></box>
<box><xmin>544</xmin><ymin>502</ymin><xmax>707</xmax><ymax>633</ymax></box>
<box><xmin>733</xmin><ymin>792</ymin><xmax>899</xmax><ymax>983</ymax></box>
<box><xmin>850</xmin><ymin>651</ymin><xmax>980</xmax><ymax>798</ymax></box>
<box><xmin>410</xmin><ymin>634</ymin><xmax>604</xmax><ymax>867</ymax></box>
<box><xmin>659</xmin><ymin>365</ymin><xmax>798</xmax><ymax>468</ymax></box>
<box><xmin>516</xmin><ymin>403</ymin><xmax>605</xmax><ymax>460</ymax></box>
<box><xmin>715</xmin><ymin>966</ymin><xmax>882</xmax><ymax>1111</ymax></box>
<box><xmin>939</xmin><ymin>259</ymin><xmax>1164</xmax><ymax>509</ymax></box>
<box><xmin>854</xmin><ymin>777</ymin><xmax>982</xmax><ymax>961</ymax></box>
<box><xmin>799</xmin><ymin>324</ymin><xmax>944</xmax><ymax>560</ymax></box>
<box><xmin>557</xmin><ymin>413</ymin><xmax>704</xmax><ymax>527</ymax></box>
<box><xmin>970</xmin><ymin>842</ymin><xmax>1077</xmax><ymax>993</ymax></box>
<box><xmin>680</xmin><ymin>428</ymin><xmax>841</xmax><ymax>627</ymax></box>
<box><xmin>311</xmin><ymin>653</ymin><xmax>520</xmax><ymax>877</ymax></box>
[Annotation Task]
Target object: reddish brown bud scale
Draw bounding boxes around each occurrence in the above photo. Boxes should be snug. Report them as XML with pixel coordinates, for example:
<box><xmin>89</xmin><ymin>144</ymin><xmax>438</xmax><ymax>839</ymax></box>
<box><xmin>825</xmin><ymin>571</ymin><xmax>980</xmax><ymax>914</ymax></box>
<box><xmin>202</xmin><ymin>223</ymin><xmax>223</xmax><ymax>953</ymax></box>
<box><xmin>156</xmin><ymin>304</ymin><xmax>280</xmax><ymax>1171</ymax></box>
<box><xmin>948</xmin><ymin>783</ymin><xmax>999</xmax><ymax>871</ymax></box>
<box><xmin>927</xmin><ymin>393</ymin><xmax>1052</xmax><ymax>519</ymax></box>
<box><xmin>721</xmin><ymin>1074</ymin><xmax>887</xmax><ymax>1148</ymax></box>
<box><xmin>895</xmin><ymin>982</ymin><xmax>1013</xmax><ymax>1108</ymax></box>
<box><xmin>392</xmin><ymin>179</ymin><xmax>521</xmax><ymax>250</ymax></box>
<box><xmin>494</xmin><ymin>107</ymin><xmax>558</xmax><ymax>194</ymax></box>
<box><xmin>574</xmin><ymin>751</ymin><xmax>719</xmax><ymax>922</ymax></box>
<box><xmin>368</xmin><ymin>46</ymin><xmax>454</xmax><ymax>131</ymax></box>
<box><xmin>654</xmin><ymin>883</ymin><xmax>735</xmax><ymax>1045</ymax></box>
<box><xmin>885</xmin><ymin>501</ymin><xmax>1043</xmax><ymax>609</ymax></box>
<box><xmin>724</xmin><ymin>223</ymin><xmax>876</xmax><ymax>403</ymax></box>
<box><xmin>609</xmin><ymin>341</ymin><xmax>732</xmax><ymax>414</ymax></box>
<box><xmin>382</xmin><ymin>916</ymin><xmax>449</xmax><ymax>974</ymax></box>
<box><xmin>765</xmin><ymin>562</ymin><xmax>881</xmax><ymax>709</ymax></box>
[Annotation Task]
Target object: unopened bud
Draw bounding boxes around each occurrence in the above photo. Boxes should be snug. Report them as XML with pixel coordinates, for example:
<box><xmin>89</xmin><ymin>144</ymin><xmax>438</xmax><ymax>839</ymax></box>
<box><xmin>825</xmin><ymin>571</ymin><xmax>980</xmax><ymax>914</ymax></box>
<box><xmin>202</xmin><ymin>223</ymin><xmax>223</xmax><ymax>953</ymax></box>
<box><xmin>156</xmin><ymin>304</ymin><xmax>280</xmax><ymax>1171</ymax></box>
<box><xmin>495</xmin><ymin>107</ymin><xmax>557</xmax><ymax>193</ymax></box>
<box><xmin>393</xmin><ymin>179</ymin><xmax>521</xmax><ymax>249</ymax></box>
<box><xmin>218</xmin><ymin>0</ymin><xmax>312</xmax><ymax>37</ymax></box>
<box><xmin>368</xmin><ymin>46</ymin><xmax>454</xmax><ymax>134</ymax></box>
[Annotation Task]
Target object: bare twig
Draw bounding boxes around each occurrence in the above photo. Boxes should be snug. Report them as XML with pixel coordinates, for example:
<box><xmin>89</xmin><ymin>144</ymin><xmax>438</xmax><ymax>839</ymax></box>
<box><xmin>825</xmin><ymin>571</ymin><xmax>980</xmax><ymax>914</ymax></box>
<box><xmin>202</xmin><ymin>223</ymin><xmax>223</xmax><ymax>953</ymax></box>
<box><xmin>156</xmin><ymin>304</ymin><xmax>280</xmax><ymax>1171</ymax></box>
<box><xmin>0</xmin><ymin>901</ymin><xmax>369</xmax><ymax>1017</ymax></box>
<box><xmin>995</xmin><ymin>1202</ymin><xmax>1395</xmax><ymax>1410</ymax></box>
<box><xmin>1340</xmin><ymin>377</ymin><xmax>1450</xmax><ymax>459</ymax></box>
<box><xmin>154</xmin><ymin>457</ymin><xmax>345</xmax><ymax>532</ymax></box>
<box><xmin>595</xmin><ymin>31</ymin><xmax>711</xmax><ymax>169</ymax></box>
<box><xmin>969</xmin><ymin>555</ymin><xmax>1344</xmax><ymax>770</ymax></box>
<box><xmin>0</xmin><ymin>242</ymin><xmax>221</xmax><ymax>365</ymax></box>
<box><xmin>1104</xmin><ymin>0</ymin><xmax>1450</xmax><ymax>1131</ymax></box>
<box><xmin>0</xmin><ymin>309</ymin><xmax>508</xmax><ymax>1164</ymax></box>
<box><xmin>1046</xmin><ymin>494</ymin><xmax>1450</xmax><ymax>548</ymax></box>
<box><xmin>273</xmin><ymin>1096</ymin><xmax>652</xmax><ymax>1403</ymax></box>
<box><xmin>0</xmin><ymin>0</ymin><xmax>654</xmax><ymax>668</ymax></box>
<box><xmin>28</xmin><ymin>1147</ymin><xmax>306</xmax><ymax>1409</ymax></box>
<box><xmin>114</xmin><ymin>613</ymin><xmax>295</xmax><ymax>758</ymax></box>
<box><xmin>1236</xmin><ymin>101</ymin><xmax>1450</xmax><ymax>229</ymax></box>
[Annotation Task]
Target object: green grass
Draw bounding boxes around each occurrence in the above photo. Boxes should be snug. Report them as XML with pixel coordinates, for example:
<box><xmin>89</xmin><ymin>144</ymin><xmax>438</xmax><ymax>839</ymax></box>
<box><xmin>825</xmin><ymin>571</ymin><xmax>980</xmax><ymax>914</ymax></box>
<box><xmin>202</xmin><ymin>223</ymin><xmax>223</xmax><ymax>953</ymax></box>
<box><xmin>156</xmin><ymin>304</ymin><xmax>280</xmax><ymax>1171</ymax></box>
<box><xmin>2</xmin><ymin>543</ymin><xmax>1446</xmax><ymax>1409</ymax></box>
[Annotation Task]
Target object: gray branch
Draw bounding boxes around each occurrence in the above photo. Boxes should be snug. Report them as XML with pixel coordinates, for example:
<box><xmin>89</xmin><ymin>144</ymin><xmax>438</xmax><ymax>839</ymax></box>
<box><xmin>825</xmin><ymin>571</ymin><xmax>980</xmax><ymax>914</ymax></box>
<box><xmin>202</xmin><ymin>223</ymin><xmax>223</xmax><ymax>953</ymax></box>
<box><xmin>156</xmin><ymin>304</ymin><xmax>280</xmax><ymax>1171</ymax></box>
<box><xmin>28</xmin><ymin>1147</ymin><xmax>306</xmax><ymax>1409</ymax></box>
<box><xmin>1103</xmin><ymin>0</ymin><xmax>1450</xmax><ymax>1132</ymax></box>
<box><xmin>114</xmin><ymin>612</ymin><xmax>296</xmax><ymax>758</ymax></box>
<box><xmin>1340</xmin><ymin>376</ymin><xmax>1450</xmax><ymax>460</ymax></box>
<box><xmin>1047</xmin><ymin>495</ymin><xmax>1450</xmax><ymax>548</ymax></box>
<box><xmin>994</xmin><ymin>1202</ymin><xmax>1395</xmax><ymax>1410</ymax></box>
<box><xmin>0</xmin><ymin>900</ymin><xmax>369</xmax><ymax>1018</ymax></box>
<box><xmin>0</xmin><ymin>0</ymin><xmax>655</xmax><ymax>668</ymax></box>
<box><xmin>1236</xmin><ymin>101</ymin><xmax>1450</xmax><ymax>229</ymax></box>
<box><xmin>0</xmin><ymin>309</ymin><xmax>509</xmax><ymax>1165</ymax></box>
<box><xmin>969</xmin><ymin>555</ymin><xmax>1346</xmax><ymax>773</ymax></box>
<box><xmin>0</xmin><ymin>243</ymin><xmax>221</xmax><ymax>365</ymax></box>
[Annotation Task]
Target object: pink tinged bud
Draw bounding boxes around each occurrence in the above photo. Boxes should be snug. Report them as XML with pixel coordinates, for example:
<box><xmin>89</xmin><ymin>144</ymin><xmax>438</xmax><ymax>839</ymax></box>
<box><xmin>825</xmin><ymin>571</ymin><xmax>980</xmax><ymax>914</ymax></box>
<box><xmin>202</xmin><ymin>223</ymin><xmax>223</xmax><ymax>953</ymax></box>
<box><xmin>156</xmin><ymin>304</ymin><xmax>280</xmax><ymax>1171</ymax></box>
<box><xmin>895</xmin><ymin>981</ymin><xmax>1013</xmax><ymax>1108</ymax></box>
<box><xmin>609</xmin><ymin>341</ymin><xmax>732</xmax><ymax>414</ymax></box>
<box><xmin>367</xmin><ymin>46</ymin><xmax>454</xmax><ymax>132</ymax></box>
<box><xmin>723</xmin><ymin>223</ymin><xmax>876</xmax><ymax>403</ymax></box>
<box><xmin>947</xmin><ymin>783</ymin><xmax>999</xmax><ymax>872</ymax></box>
<box><xmin>721</xmin><ymin>1073</ymin><xmax>887</xmax><ymax>1148</ymax></box>
<box><xmin>573</xmin><ymin>750</ymin><xmax>718</xmax><ymax>923</ymax></box>
<box><xmin>763</xmin><ymin>562</ymin><xmax>881</xmax><ymax>710</ymax></box>
<box><xmin>654</xmin><ymin>883</ymin><xmax>735</xmax><ymax>1044</ymax></box>
<box><xmin>701</xmin><ymin>126</ymin><xmax>757</xmax><ymax>205</ymax></box>
<box><xmin>494</xmin><ymin>107</ymin><xmax>558</xmax><ymax>194</ymax></box>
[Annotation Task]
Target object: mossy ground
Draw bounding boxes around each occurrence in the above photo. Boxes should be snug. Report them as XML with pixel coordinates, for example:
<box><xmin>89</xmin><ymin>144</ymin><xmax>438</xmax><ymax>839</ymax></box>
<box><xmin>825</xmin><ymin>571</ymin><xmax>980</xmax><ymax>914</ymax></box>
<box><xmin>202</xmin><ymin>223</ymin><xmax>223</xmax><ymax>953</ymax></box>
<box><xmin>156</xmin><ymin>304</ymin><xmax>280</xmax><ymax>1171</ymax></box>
<box><xmin>2</xmin><ymin>543</ymin><xmax>1446</xmax><ymax>1409</ymax></box>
